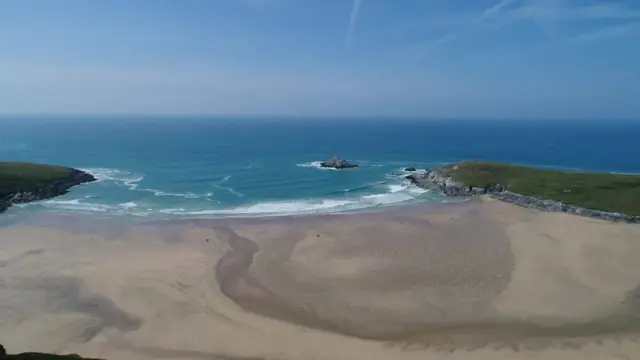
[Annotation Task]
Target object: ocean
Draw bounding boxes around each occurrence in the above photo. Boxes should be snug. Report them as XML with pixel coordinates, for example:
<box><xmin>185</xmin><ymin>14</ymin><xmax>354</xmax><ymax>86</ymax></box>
<box><xmin>1</xmin><ymin>117</ymin><xmax>639</xmax><ymax>219</ymax></box>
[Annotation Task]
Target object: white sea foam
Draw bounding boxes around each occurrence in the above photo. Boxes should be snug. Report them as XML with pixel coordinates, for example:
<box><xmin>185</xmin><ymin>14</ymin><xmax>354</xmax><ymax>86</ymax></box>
<box><xmin>362</xmin><ymin>192</ymin><xmax>413</xmax><ymax>205</ymax></box>
<box><xmin>144</xmin><ymin>189</ymin><xmax>213</xmax><ymax>199</ymax></box>
<box><xmin>387</xmin><ymin>184</ymin><xmax>407</xmax><ymax>193</ymax></box>
<box><xmin>36</xmin><ymin>164</ymin><xmax>431</xmax><ymax>218</ymax></box>
<box><xmin>408</xmin><ymin>187</ymin><xmax>428</xmax><ymax>197</ymax></box>
<box><xmin>83</xmin><ymin>168</ymin><xmax>216</xmax><ymax>200</ymax></box>
<box><xmin>160</xmin><ymin>199</ymin><xmax>355</xmax><ymax>217</ymax></box>
<box><xmin>296</xmin><ymin>161</ymin><xmax>337</xmax><ymax>170</ymax></box>
<box><xmin>82</xmin><ymin>167</ymin><xmax>144</xmax><ymax>190</ymax></box>
<box><xmin>42</xmin><ymin>199</ymin><xmax>83</xmax><ymax>205</ymax></box>
<box><xmin>40</xmin><ymin>199</ymin><xmax>112</xmax><ymax>213</ymax></box>
<box><xmin>14</xmin><ymin>198</ymin><xmax>83</xmax><ymax>208</ymax></box>
<box><xmin>119</xmin><ymin>202</ymin><xmax>138</xmax><ymax>209</ymax></box>
<box><xmin>211</xmin><ymin>184</ymin><xmax>243</xmax><ymax>197</ymax></box>
<box><xmin>37</xmin><ymin>199</ymin><xmax>151</xmax><ymax>216</ymax></box>
<box><xmin>149</xmin><ymin>190</ymin><xmax>190</xmax><ymax>197</ymax></box>
<box><xmin>159</xmin><ymin>179</ymin><xmax>429</xmax><ymax>218</ymax></box>
<box><xmin>212</xmin><ymin>175</ymin><xmax>244</xmax><ymax>197</ymax></box>
<box><xmin>28</xmin><ymin>182</ymin><xmax>429</xmax><ymax>218</ymax></box>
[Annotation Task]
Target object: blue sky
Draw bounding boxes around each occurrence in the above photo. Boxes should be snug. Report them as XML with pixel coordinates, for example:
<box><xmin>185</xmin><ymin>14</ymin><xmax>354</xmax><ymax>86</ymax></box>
<box><xmin>1</xmin><ymin>0</ymin><xmax>639</xmax><ymax>118</ymax></box>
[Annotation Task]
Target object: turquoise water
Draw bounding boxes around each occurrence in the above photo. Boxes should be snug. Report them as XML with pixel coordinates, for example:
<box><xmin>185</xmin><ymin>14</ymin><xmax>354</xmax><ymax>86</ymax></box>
<box><xmin>1</xmin><ymin>117</ymin><xmax>639</xmax><ymax>219</ymax></box>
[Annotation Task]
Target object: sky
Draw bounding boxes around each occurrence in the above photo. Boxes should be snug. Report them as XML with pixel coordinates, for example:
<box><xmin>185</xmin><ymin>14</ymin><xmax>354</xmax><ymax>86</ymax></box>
<box><xmin>0</xmin><ymin>0</ymin><xmax>639</xmax><ymax>119</ymax></box>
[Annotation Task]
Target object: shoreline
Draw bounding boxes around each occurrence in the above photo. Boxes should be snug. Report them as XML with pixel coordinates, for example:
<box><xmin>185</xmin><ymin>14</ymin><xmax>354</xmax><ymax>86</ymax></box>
<box><xmin>1</xmin><ymin>197</ymin><xmax>477</xmax><ymax>230</ymax></box>
<box><xmin>2</xmin><ymin>199</ymin><xmax>640</xmax><ymax>359</ymax></box>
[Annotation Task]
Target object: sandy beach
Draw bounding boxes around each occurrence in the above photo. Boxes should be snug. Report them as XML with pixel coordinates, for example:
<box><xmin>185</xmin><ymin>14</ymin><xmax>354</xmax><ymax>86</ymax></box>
<box><xmin>2</xmin><ymin>198</ymin><xmax>640</xmax><ymax>359</ymax></box>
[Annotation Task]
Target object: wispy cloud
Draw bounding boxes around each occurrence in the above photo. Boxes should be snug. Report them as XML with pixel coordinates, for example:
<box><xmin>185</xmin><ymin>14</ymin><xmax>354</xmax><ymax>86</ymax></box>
<box><xmin>569</xmin><ymin>21</ymin><xmax>640</xmax><ymax>43</ymax></box>
<box><xmin>511</xmin><ymin>1</ymin><xmax>640</xmax><ymax>42</ymax></box>
<box><xmin>468</xmin><ymin>0</ymin><xmax>521</xmax><ymax>27</ymax></box>
<box><xmin>503</xmin><ymin>0</ymin><xmax>640</xmax><ymax>23</ymax></box>
<box><xmin>344</xmin><ymin>0</ymin><xmax>363</xmax><ymax>46</ymax></box>
<box><xmin>414</xmin><ymin>0</ymin><xmax>640</xmax><ymax>53</ymax></box>
<box><xmin>421</xmin><ymin>0</ymin><xmax>520</xmax><ymax>52</ymax></box>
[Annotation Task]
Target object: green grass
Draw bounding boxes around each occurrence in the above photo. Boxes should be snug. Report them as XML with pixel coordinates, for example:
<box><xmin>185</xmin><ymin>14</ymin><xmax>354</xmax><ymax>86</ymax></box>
<box><xmin>441</xmin><ymin>161</ymin><xmax>640</xmax><ymax>216</ymax></box>
<box><xmin>0</xmin><ymin>162</ymin><xmax>73</xmax><ymax>198</ymax></box>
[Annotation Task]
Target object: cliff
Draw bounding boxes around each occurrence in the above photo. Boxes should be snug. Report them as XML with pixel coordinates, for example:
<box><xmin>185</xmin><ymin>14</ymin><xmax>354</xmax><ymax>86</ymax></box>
<box><xmin>0</xmin><ymin>162</ymin><xmax>96</xmax><ymax>214</ymax></box>
<box><xmin>407</xmin><ymin>161</ymin><xmax>640</xmax><ymax>223</ymax></box>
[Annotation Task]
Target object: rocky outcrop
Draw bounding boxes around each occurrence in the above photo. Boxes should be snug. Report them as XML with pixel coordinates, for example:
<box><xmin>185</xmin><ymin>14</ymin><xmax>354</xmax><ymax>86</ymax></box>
<box><xmin>0</xmin><ymin>168</ymin><xmax>96</xmax><ymax>214</ymax></box>
<box><xmin>404</xmin><ymin>167</ymin><xmax>416</xmax><ymax>172</ymax></box>
<box><xmin>407</xmin><ymin>166</ymin><xmax>640</xmax><ymax>223</ymax></box>
<box><xmin>406</xmin><ymin>168</ymin><xmax>503</xmax><ymax>196</ymax></box>
<box><xmin>320</xmin><ymin>156</ymin><xmax>358</xmax><ymax>169</ymax></box>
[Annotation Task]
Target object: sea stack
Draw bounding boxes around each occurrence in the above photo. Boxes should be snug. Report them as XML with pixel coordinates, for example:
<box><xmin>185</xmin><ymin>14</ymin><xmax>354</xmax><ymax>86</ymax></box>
<box><xmin>320</xmin><ymin>156</ymin><xmax>359</xmax><ymax>169</ymax></box>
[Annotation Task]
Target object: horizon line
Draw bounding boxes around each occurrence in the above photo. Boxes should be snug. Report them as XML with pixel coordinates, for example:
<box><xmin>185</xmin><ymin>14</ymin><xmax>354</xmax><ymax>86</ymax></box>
<box><xmin>0</xmin><ymin>114</ymin><xmax>637</xmax><ymax>122</ymax></box>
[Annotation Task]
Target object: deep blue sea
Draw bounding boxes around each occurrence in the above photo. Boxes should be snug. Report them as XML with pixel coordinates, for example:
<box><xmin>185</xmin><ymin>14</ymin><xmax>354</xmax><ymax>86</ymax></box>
<box><xmin>1</xmin><ymin>117</ymin><xmax>639</xmax><ymax>219</ymax></box>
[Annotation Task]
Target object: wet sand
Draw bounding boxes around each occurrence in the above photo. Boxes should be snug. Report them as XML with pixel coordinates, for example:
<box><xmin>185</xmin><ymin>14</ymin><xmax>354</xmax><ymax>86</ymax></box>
<box><xmin>1</xmin><ymin>198</ymin><xmax>640</xmax><ymax>359</ymax></box>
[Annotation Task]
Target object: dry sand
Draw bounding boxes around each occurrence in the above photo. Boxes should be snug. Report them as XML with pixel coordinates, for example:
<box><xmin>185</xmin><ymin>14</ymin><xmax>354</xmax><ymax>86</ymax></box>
<box><xmin>2</xmin><ymin>198</ymin><xmax>640</xmax><ymax>359</ymax></box>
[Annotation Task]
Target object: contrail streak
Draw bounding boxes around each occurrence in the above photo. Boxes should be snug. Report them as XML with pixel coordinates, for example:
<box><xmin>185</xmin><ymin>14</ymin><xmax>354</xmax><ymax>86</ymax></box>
<box><xmin>425</xmin><ymin>0</ymin><xmax>519</xmax><ymax>51</ymax></box>
<box><xmin>345</xmin><ymin>0</ymin><xmax>363</xmax><ymax>45</ymax></box>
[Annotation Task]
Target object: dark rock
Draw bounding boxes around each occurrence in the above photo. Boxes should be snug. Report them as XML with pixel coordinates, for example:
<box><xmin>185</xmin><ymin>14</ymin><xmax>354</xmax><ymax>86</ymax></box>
<box><xmin>0</xmin><ymin>345</ymin><xmax>100</xmax><ymax>358</ymax></box>
<box><xmin>404</xmin><ymin>167</ymin><xmax>417</xmax><ymax>172</ymax></box>
<box><xmin>0</xmin><ymin>201</ymin><xmax>9</xmax><ymax>214</ymax></box>
<box><xmin>0</xmin><ymin>168</ymin><xmax>97</xmax><ymax>214</ymax></box>
<box><xmin>320</xmin><ymin>156</ymin><xmax>358</xmax><ymax>169</ymax></box>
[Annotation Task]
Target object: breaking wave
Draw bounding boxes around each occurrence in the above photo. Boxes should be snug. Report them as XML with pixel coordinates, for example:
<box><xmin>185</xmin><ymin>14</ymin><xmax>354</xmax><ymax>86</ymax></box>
<box><xmin>296</xmin><ymin>161</ymin><xmax>338</xmax><ymax>171</ymax></box>
<box><xmin>20</xmin><ymin>163</ymin><xmax>435</xmax><ymax>218</ymax></box>
<box><xmin>82</xmin><ymin>167</ymin><xmax>215</xmax><ymax>200</ymax></box>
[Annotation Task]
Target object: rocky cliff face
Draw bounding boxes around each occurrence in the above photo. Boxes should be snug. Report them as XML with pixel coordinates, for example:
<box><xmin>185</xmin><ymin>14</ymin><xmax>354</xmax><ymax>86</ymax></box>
<box><xmin>406</xmin><ymin>166</ymin><xmax>640</xmax><ymax>223</ymax></box>
<box><xmin>405</xmin><ymin>168</ymin><xmax>504</xmax><ymax>196</ymax></box>
<box><xmin>0</xmin><ymin>169</ymin><xmax>96</xmax><ymax>214</ymax></box>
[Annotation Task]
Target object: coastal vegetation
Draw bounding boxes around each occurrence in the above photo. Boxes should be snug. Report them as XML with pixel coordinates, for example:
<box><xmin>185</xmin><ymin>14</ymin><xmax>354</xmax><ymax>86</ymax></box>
<box><xmin>0</xmin><ymin>162</ymin><xmax>96</xmax><ymax>213</ymax></box>
<box><xmin>442</xmin><ymin>161</ymin><xmax>640</xmax><ymax>216</ymax></box>
<box><xmin>0</xmin><ymin>162</ymin><xmax>77</xmax><ymax>197</ymax></box>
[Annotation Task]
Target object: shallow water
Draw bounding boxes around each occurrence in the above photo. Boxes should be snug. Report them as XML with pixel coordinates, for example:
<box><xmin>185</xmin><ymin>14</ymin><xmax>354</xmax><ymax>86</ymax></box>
<box><xmin>1</xmin><ymin>117</ymin><xmax>638</xmax><ymax>219</ymax></box>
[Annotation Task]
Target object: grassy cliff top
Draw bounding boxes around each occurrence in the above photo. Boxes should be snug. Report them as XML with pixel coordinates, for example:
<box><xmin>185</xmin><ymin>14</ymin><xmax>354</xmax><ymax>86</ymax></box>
<box><xmin>441</xmin><ymin>161</ymin><xmax>640</xmax><ymax>216</ymax></box>
<box><xmin>0</xmin><ymin>162</ymin><xmax>75</xmax><ymax>198</ymax></box>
